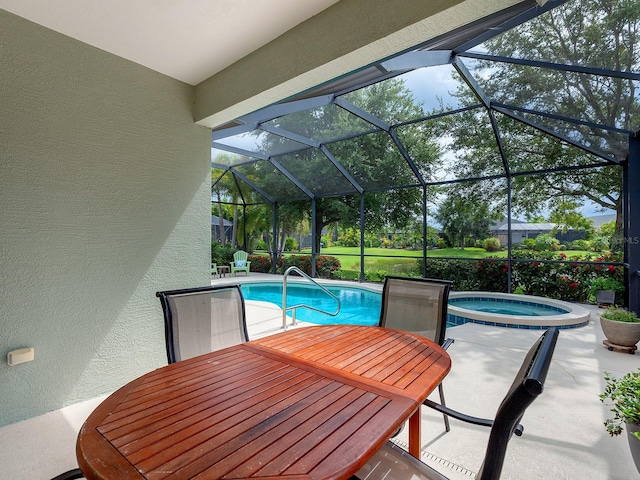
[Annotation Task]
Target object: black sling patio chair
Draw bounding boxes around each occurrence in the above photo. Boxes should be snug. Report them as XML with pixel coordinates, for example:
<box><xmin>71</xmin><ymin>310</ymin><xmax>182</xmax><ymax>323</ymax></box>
<box><xmin>379</xmin><ymin>276</ymin><xmax>454</xmax><ymax>432</ymax></box>
<box><xmin>355</xmin><ymin>327</ymin><xmax>560</xmax><ymax>480</ymax></box>
<box><xmin>156</xmin><ymin>284</ymin><xmax>248</xmax><ymax>364</ymax></box>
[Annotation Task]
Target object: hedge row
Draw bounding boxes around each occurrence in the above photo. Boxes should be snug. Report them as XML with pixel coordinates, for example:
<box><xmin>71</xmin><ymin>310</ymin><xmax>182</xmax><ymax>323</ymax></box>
<box><xmin>416</xmin><ymin>251</ymin><xmax>624</xmax><ymax>303</ymax></box>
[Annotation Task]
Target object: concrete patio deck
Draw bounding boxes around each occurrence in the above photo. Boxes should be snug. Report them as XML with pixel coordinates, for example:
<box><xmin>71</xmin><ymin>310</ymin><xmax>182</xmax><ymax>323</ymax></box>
<box><xmin>2</xmin><ymin>274</ymin><xmax>638</xmax><ymax>479</ymax></box>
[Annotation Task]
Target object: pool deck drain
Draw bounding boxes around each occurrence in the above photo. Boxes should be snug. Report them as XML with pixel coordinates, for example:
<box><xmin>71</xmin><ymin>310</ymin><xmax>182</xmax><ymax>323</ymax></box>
<box><xmin>391</xmin><ymin>439</ymin><xmax>476</xmax><ymax>478</ymax></box>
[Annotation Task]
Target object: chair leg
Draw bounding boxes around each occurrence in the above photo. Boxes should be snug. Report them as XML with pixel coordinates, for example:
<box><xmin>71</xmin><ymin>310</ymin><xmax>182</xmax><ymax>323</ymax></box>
<box><xmin>438</xmin><ymin>383</ymin><xmax>451</xmax><ymax>432</ymax></box>
<box><xmin>51</xmin><ymin>468</ymin><xmax>85</xmax><ymax>480</ymax></box>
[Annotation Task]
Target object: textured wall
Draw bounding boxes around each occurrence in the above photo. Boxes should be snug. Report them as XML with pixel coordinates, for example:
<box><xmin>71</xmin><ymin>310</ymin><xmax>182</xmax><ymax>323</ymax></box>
<box><xmin>0</xmin><ymin>11</ymin><xmax>211</xmax><ymax>426</ymax></box>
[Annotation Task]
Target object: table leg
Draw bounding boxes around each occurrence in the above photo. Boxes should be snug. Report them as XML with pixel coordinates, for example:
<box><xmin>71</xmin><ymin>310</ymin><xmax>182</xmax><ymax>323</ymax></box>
<box><xmin>408</xmin><ymin>406</ymin><xmax>421</xmax><ymax>458</ymax></box>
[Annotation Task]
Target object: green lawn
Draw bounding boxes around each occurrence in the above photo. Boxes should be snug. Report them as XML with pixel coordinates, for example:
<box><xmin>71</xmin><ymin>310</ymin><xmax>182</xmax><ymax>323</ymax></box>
<box><xmin>288</xmin><ymin>246</ymin><xmax>591</xmax><ymax>274</ymax></box>
<box><xmin>311</xmin><ymin>247</ymin><xmax>495</xmax><ymax>272</ymax></box>
<box><xmin>312</xmin><ymin>246</ymin><xmax>496</xmax><ymax>258</ymax></box>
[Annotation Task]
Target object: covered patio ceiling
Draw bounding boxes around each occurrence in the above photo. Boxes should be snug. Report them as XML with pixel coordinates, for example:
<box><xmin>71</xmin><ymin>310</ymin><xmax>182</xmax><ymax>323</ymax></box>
<box><xmin>211</xmin><ymin>0</ymin><xmax>638</xmax><ymax>205</ymax></box>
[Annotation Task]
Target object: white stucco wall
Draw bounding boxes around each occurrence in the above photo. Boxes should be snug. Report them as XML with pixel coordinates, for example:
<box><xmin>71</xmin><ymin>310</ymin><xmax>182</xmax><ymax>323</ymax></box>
<box><xmin>0</xmin><ymin>10</ymin><xmax>211</xmax><ymax>426</ymax></box>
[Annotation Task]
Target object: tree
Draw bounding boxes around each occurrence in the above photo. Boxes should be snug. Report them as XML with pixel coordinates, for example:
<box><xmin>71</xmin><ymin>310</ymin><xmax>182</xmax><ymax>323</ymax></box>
<box><xmin>444</xmin><ymin>0</ymin><xmax>639</xmax><ymax>251</ymax></box>
<box><xmin>259</xmin><ymin>79</ymin><xmax>442</xmax><ymax>251</ymax></box>
<box><xmin>548</xmin><ymin>198</ymin><xmax>595</xmax><ymax>238</ymax></box>
<box><xmin>434</xmin><ymin>190</ymin><xmax>500</xmax><ymax>248</ymax></box>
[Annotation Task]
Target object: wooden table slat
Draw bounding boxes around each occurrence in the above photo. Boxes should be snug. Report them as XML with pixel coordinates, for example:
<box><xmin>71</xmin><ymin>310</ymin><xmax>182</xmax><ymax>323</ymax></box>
<box><xmin>103</xmin><ymin>356</ymin><xmax>293</xmax><ymax>426</ymax></box>
<box><xmin>376</xmin><ymin>345</ymin><xmax>437</xmax><ymax>386</ymax></box>
<box><xmin>367</xmin><ymin>341</ymin><xmax>432</xmax><ymax>383</ymax></box>
<box><xmin>346</xmin><ymin>335</ymin><xmax>423</xmax><ymax>378</ymax></box>
<box><xmin>129</xmin><ymin>373</ymin><xmax>326</xmax><ymax>469</ymax></box>
<box><xmin>193</xmin><ymin>388</ymin><xmax>381</xmax><ymax>479</ymax></box>
<box><xmin>131</xmin><ymin>349</ymin><xmax>252</xmax><ymax>393</ymax></box>
<box><xmin>308</xmin><ymin>400</ymin><xmax>414</xmax><ymax>480</ymax></box>
<box><xmin>145</xmin><ymin>383</ymin><xmax>366</xmax><ymax>479</ymax></box>
<box><xmin>123</xmin><ymin>349</ymin><xmax>266</xmax><ymax>401</ymax></box>
<box><xmin>323</xmin><ymin>332</ymin><xmax>401</xmax><ymax>373</ymax></box>
<box><xmin>287</xmin><ymin>327</ymin><xmax>380</xmax><ymax>363</ymax></box>
<box><xmin>255</xmin><ymin>395</ymin><xmax>388</xmax><ymax>475</ymax></box>
<box><xmin>102</xmin><ymin>359</ymin><xmax>290</xmax><ymax>433</ymax></box>
<box><xmin>112</xmin><ymin>367</ymin><xmax>315</xmax><ymax>452</ymax></box>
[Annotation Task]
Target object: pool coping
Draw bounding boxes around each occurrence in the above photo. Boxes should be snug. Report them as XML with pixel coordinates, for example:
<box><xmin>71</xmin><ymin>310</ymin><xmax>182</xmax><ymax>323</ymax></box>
<box><xmin>212</xmin><ymin>274</ymin><xmax>383</xmax><ymax>293</ymax></box>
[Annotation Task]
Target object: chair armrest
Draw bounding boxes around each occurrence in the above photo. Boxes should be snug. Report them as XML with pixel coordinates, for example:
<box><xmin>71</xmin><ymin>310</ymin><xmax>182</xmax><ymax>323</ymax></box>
<box><xmin>441</xmin><ymin>338</ymin><xmax>454</xmax><ymax>350</ymax></box>
<box><xmin>423</xmin><ymin>398</ymin><xmax>524</xmax><ymax>436</ymax></box>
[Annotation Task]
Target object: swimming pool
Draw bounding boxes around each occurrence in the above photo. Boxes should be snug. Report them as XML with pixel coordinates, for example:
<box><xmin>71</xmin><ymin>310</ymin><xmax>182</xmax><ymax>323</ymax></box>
<box><xmin>236</xmin><ymin>281</ymin><xmax>591</xmax><ymax>330</ymax></box>
<box><xmin>240</xmin><ymin>282</ymin><xmax>381</xmax><ymax>326</ymax></box>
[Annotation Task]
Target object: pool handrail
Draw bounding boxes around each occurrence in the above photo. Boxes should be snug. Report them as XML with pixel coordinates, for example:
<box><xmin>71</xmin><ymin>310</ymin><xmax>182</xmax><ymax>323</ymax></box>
<box><xmin>282</xmin><ymin>266</ymin><xmax>341</xmax><ymax>329</ymax></box>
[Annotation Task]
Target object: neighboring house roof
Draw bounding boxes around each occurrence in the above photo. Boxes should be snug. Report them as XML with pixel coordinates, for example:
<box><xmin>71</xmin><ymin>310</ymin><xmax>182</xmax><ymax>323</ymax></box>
<box><xmin>493</xmin><ymin>222</ymin><xmax>557</xmax><ymax>232</ymax></box>
<box><xmin>211</xmin><ymin>215</ymin><xmax>233</xmax><ymax>227</ymax></box>
<box><xmin>588</xmin><ymin>214</ymin><xmax>616</xmax><ymax>229</ymax></box>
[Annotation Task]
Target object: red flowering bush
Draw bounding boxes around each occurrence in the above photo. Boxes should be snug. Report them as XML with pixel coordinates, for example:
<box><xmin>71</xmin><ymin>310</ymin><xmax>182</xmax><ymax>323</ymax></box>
<box><xmin>277</xmin><ymin>255</ymin><xmax>341</xmax><ymax>279</ymax></box>
<box><xmin>474</xmin><ymin>258</ymin><xmax>508</xmax><ymax>292</ymax></box>
<box><xmin>248</xmin><ymin>254</ymin><xmax>274</xmax><ymax>273</ymax></box>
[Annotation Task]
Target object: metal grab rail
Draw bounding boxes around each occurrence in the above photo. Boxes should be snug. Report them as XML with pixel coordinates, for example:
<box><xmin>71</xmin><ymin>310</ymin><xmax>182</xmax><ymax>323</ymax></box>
<box><xmin>282</xmin><ymin>266</ymin><xmax>341</xmax><ymax>329</ymax></box>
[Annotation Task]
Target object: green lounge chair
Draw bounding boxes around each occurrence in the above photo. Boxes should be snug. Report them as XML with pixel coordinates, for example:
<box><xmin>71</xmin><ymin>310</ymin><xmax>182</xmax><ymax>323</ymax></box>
<box><xmin>231</xmin><ymin>250</ymin><xmax>250</xmax><ymax>276</ymax></box>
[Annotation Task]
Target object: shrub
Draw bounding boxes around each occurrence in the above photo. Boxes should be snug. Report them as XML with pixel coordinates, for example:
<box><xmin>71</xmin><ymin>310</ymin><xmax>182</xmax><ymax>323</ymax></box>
<box><xmin>522</xmin><ymin>238</ymin><xmax>536</xmax><ymax>249</ymax></box>
<box><xmin>590</xmin><ymin>236</ymin><xmax>610</xmax><ymax>252</ymax></box>
<box><xmin>474</xmin><ymin>258</ymin><xmax>509</xmax><ymax>292</ymax></box>
<box><xmin>316</xmin><ymin>255</ymin><xmax>341</xmax><ymax>278</ymax></box>
<box><xmin>435</xmin><ymin>237</ymin><xmax>446</xmax><ymax>249</ymax></box>
<box><xmin>364</xmin><ymin>234</ymin><xmax>382</xmax><ymax>248</ymax></box>
<box><xmin>320</xmin><ymin>235</ymin><xmax>332</xmax><ymax>248</ymax></box>
<box><xmin>284</xmin><ymin>237</ymin><xmax>298</xmax><ymax>251</ymax></box>
<box><xmin>364</xmin><ymin>270</ymin><xmax>387</xmax><ymax>282</ymax></box>
<box><xmin>277</xmin><ymin>255</ymin><xmax>341</xmax><ymax>279</ymax></box>
<box><xmin>248</xmin><ymin>254</ymin><xmax>274</xmax><ymax>273</ymax></box>
<box><xmin>415</xmin><ymin>258</ymin><xmax>477</xmax><ymax>291</ymax></box>
<box><xmin>212</xmin><ymin>245</ymin><xmax>236</xmax><ymax>267</ymax></box>
<box><xmin>483</xmin><ymin>237</ymin><xmax>502</xmax><ymax>252</ymax></box>
<box><xmin>534</xmin><ymin>233</ymin><xmax>560</xmax><ymax>252</ymax></box>
<box><xmin>571</xmin><ymin>239</ymin><xmax>590</xmax><ymax>251</ymax></box>
<box><xmin>338</xmin><ymin>228</ymin><xmax>360</xmax><ymax>247</ymax></box>
<box><xmin>255</xmin><ymin>239</ymin><xmax>267</xmax><ymax>250</ymax></box>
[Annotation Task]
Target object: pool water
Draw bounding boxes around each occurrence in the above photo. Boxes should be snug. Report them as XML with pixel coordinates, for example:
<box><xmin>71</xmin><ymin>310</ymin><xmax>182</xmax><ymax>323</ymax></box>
<box><xmin>240</xmin><ymin>282</ymin><xmax>381</xmax><ymax>326</ymax></box>
<box><xmin>448</xmin><ymin>298</ymin><xmax>568</xmax><ymax>316</ymax></box>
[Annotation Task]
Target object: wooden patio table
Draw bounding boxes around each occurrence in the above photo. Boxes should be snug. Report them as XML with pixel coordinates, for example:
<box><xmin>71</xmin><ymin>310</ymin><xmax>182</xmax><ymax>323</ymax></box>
<box><xmin>76</xmin><ymin>325</ymin><xmax>451</xmax><ymax>480</ymax></box>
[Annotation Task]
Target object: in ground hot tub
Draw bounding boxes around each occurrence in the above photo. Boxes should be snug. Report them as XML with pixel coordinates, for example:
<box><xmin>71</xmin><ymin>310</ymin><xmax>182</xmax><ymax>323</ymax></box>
<box><xmin>448</xmin><ymin>292</ymin><xmax>590</xmax><ymax>329</ymax></box>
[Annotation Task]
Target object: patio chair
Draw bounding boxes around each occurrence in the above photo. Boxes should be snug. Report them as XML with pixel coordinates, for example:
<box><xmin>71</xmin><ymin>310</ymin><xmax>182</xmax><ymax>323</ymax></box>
<box><xmin>379</xmin><ymin>276</ymin><xmax>454</xmax><ymax>431</ymax></box>
<box><xmin>211</xmin><ymin>262</ymin><xmax>218</xmax><ymax>278</ymax></box>
<box><xmin>355</xmin><ymin>327</ymin><xmax>560</xmax><ymax>480</ymax></box>
<box><xmin>156</xmin><ymin>285</ymin><xmax>248</xmax><ymax>363</ymax></box>
<box><xmin>230</xmin><ymin>250</ymin><xmax>251</xmax><ymax>276</ymax></box>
